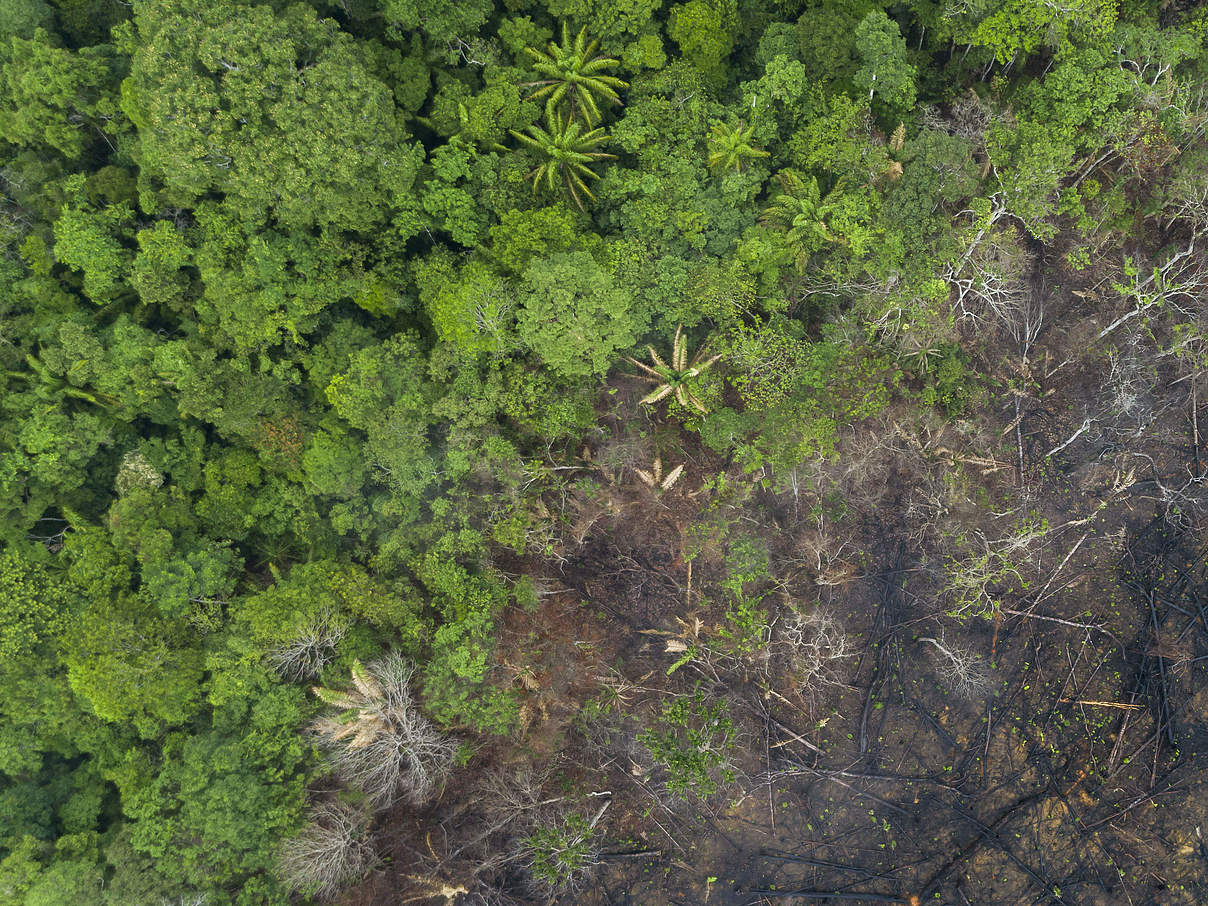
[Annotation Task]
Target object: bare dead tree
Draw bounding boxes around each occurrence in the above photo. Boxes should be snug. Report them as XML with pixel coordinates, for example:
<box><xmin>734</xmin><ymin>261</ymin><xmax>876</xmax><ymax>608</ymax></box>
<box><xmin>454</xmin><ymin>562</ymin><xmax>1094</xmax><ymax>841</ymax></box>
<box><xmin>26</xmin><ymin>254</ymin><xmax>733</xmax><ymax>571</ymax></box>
<box><xmin>947</xmin><ymin>87</ymin><xmax>997</xmax><ymax>152</ymax></box>
<box><xmin>920</xmin><ymin>635</ymin><xmax>994</xmax><ymax>700</ymax></box>
<box><xmin>311</xmin><ymin>654</ymin><xmax>457</xmax><ymax>810</ymax></box>
<box><xmin>277</xmin><ymin>801</ymin><xmax>377</xmax><ymax>899</ymax></box>
<box><xmin>1097</xmin><ymin>343</ymin><xmax>1162</xmax><ymax>443</ymax></box>
<box><xmin>1096</xmin><ymin>238</ymin><xmax>1208</xmax><ymax>342</ymax></box>
<box><xmin>944</xmin><ymin>519</ymin><xmax>1047</xmax><ymax>620</ymax></box>
<box><xmin>778</xmin><ymin>607</ymin><xmax>853</xmax><ymax>702</ymax></box>
<box><xmin>266</xmin><ymin>608</ymin><xmax>348</xmax><ymax>681</ymax></box>
<box><xmin>946</xmin><ymin>225</ymin><xmax>1041</xmax><ymax>351</ymax></box>
<box><xmin>1160</xmin><ymin>170</ymin><xmax>1208</xmax><ymax>235</ymax></box>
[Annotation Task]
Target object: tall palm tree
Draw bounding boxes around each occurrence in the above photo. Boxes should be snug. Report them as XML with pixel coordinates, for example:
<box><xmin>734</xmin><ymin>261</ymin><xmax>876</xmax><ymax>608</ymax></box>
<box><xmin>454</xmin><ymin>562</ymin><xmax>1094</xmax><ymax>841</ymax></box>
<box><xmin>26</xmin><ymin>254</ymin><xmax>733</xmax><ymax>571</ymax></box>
<box><xmin>707</xmin><ymin>120</ymin><xmax>770</xmax><ymax>175</ymax></box>
<box><xmin>626</xmin><ymin>325</ymin><xmax>721</xmax><ymax>415</ymax></box>
<box><xmin>522</xmin><ymin>23</ymin><xmax>629</xmax><ymax>127</ymax></box>
<box><xmin>760</xmin><ymin>170</ymin><xmax>843</xmax><ymax>268</ymax></box>
<box><xmin>510</xmin><ymin>113</ymin><xmax>617</xmax><ymax>210</ymax></box>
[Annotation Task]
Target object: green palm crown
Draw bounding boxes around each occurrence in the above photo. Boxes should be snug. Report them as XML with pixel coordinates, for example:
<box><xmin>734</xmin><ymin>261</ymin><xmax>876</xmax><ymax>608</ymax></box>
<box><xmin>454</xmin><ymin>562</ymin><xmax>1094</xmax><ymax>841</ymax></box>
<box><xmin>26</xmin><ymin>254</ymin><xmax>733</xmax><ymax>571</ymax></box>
<box><xmin>510</xmin><ymin>112</ymin><xmax>617</xmax><ymax>210</ymax></box>
<box><xmin>523</xmin><ymin>22</ymin><xmax>629</xmax><ymax>127</ymax></box>
<box><xmin>707</xmin><ymin>120</ymin><xmax>770</xmax><ymax>174</ymax></box>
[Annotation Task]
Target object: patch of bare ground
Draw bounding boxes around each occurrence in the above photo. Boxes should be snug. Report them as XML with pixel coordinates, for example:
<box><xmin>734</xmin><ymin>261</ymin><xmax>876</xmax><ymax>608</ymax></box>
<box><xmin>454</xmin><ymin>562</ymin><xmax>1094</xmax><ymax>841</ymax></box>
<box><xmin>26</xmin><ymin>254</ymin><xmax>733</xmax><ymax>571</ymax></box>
<box><xmin>345</xmin><ymin>236</ymin><xmax>1208</xmax><ymax>906</ymax></box>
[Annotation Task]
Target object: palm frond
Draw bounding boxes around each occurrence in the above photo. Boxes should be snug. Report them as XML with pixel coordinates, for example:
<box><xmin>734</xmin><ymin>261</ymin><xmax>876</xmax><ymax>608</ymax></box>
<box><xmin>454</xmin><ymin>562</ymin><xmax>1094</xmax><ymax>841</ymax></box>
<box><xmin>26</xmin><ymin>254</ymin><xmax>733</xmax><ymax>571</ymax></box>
<box><xmin>640</xmin><ymin>384</ymin><xmax>675</xmax><ymax>405</ymax></box>
<box><xmin>350</xmin><ymin>660</ymin><xmax>383</xmax><ymax>701</ymax></box>
<box><xmin>660</xmin><ymin>463</ymin><xmax>685</xmax><ymax>490</ymax></box>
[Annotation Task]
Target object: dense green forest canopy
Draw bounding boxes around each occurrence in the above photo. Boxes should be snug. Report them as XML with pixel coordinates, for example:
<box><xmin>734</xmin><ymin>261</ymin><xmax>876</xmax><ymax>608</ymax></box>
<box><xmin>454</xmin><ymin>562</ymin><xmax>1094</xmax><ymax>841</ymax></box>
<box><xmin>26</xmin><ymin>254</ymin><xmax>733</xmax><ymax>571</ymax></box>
<box><xmin>2</xmin><ymin>0</ymin><xmax>1208</xmax><ymax>903</ymax></box>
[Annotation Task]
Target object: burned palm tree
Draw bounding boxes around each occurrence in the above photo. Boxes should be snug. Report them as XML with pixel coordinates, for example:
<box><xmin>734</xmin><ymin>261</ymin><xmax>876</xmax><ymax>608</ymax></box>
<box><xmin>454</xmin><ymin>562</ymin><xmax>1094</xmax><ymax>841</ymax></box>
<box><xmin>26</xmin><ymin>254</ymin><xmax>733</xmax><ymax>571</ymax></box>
<box><xmin>634</xmin><ymin>456</ymin><xmax>685</xmax><ymax>492</ymax></box>
<box><xmin>626</xmin><ymin>325</ymin><xmax>720</xmax><ymax>415</ymax></box>
<box><xmin>311</xmin><ymin>654</ymin><xmax>456</xmax><ymax>809</ymax></box>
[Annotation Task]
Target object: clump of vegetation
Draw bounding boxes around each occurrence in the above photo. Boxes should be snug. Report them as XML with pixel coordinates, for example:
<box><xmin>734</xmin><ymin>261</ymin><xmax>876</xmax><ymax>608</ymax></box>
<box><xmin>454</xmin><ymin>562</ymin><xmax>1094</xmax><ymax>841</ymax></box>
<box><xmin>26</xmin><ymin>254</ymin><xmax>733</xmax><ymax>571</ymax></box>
<box><xmin>638</xmin><ymin>689</ymin><xmax>737</xmax><ymax>800</ymax></box>
<box><xmin>520</xmin><ymin>808</ymin><xmax>602</xmax><ymax>896</ymax></box>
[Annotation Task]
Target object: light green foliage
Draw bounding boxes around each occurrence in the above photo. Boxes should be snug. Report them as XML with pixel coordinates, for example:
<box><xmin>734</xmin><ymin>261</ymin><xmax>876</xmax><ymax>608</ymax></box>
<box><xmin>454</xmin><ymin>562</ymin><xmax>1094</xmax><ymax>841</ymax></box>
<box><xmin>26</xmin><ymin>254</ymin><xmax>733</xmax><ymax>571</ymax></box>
<box><xmin>523</xmin><ymin>811</ymin><xmax>597</xmax><ymax>892</ymax></box>
<box><xmin>63</xmin><ymin>592</ymin><xmax>204</xmax><ymax>736</ymax></box>
<box><xmin>718</xmin><ymin>590</ymin><xmax>771</xmax><ymax>659</ymax></box>
<box><xmin>424</xmin><ymin>257</ymin><xmax>516</xmax><ymax>357</ymax></box>
<box><xmin>516</xmin><ymin>250</ymin><xmax>636</xmax><ymax>377</ymax></box>
<box><xmin>125</xmin><ymin>0</ymin><xmax>422</xmax><ymax>231</ymax></box>
<box><xmin>112</xmin><ymin>680</ymin><xmax>308</xmax><ymax>895</ymax></box>
<box><xmin>0</xmin><ymin>0</ymin><xmax>52</xmax><ymax>39</ymax></box>
<box><xmin>458</xmin><ymin>82</ymin><xmax>536</xmax><ymax>148</ymax></box>
<box><xmin>326</xmin><ymin>333</ymin><xmax>438</xmax><ymax>526</ymax></box>
<box><xmin>986</xmin><ymin>120</ymin><xmax>1076</xmax><ymax>240</ymax></box>
<box><xmin>603</xmin><ymin>64</ymin><xmax>762</xmax><ymax>258</ymax></box>
<box><xmin>724</xmin><ymin>320</ymin><xmax>814</xmax><ymax>411</ymax></box>
<box><xmin>923</xmin><ymin>344</ymin><xmax>979</xmax><ymax>417</ymax></box>
<box><xmin>499</xmin><ymin>361</ymin><xmax>596</xmax><ymax>442</ymax></box>
<box><xmin>499</xmin><ymin>16</ymin><xmax>553</xmax><ymax>61</ymax></box>
<box><xmin>543</xmin><ymin>0</ymin><xmax>662</xmax><ymax>42</ymax></box>
<box><xmin>422</xmin><ymin>138</ymin><xmax>491</xmax><ymax>246</ymax></box>
<box><xmin>687</xmin><ymin>256</ymin><xmax>757</xmax><ymax>324</ymax></box>
<box><xmin>700</xmin><ymin>337</ymin><xmax>895</xmax><ymax>473</ymax></box>
<box><xmin>0</xmin><ymin>387</ymin><xmax>117</xmax><ymax>542</ymax></box>
<box><xmin>972</xmin><ymin>0</ymin><xmax>1118</xmax><ymax>64</ymax></box>
<box><xmin>883</xmin><ymin>128</ymin><xmax>978</xmax><ymax>257</ymax></box>
<box><xmin>415</xmin><ymin>547</ymin><xmax>517</xmax><ymax>733</ymax></box>
<box><xmin>0</xmin><ymin>546</ymin><xmax>70</xmax><ymax>660</ymax></box>
<box><xmin>761</xmin><ymin>170</ymin><xmax>876</xmax><ymax>268</ymax></box>
<box><xmin>237</xmin><ymin>560</ymin><xmax>424</xmax><ymax>654</ymax></box>
<box><xmin>853</xmin><ymin>10</ymin><xmax>917</xmax><ymax>114</ymax></box>
<box><xmin>787</xmin><ymin>90</ymin><xmax>886</xmax><ymax>182</ymax></box>
<box><xmin>52</xmin><ymin>185</ymin><xmax>134</xmax><ymax>303</ymax></box>
<box><xmin>1017</xmin><ymin>44</ymin><xmax>1136</xmax><ymax>154</ymax></box>
<box><xmin>638</xmin><ymin>688</ymin><xmax>736</xmax><ymax>799</ymax></box>
<box><xmin>302</xmin><ymin>426</ymin><xmax>368</xmax><ymax>499</ymax></box>
<box><xmin>620</xmin><ymin>32</ymin><xmax>667</xmax><ymax>73</ymax></box>
<box><xmin>1</xmin><ymin>834</ymin><xmax>106</xmax><ymax>906</ymax></box>
<box><xmin>379</xmin><ymin>0</ymin><xmax>493</xmax><ymax>44</ymax></box>
<box><xmin>742</xmin><ymin>54</ymin><xmax>810</xmax><ymax>147</ymax></box>
<box><xmin>191</xmin><ymin>210</ymin><xmax>368</xmax><ymax>351</ymax></box>
<box><xmin>0</xmin><ymin>28</ymin><xmax>120</xmax><ymax>158</ymax></box>
<box><xmin>487</xmin><ymin>204</ymin><xmax>588</xmax><ymax>275</ymax></box>
<box><xmin>668</xmin><ymin>0</ymin><xmax>736</xmax><ymax>86</ymax></box>
<box><xmin>130</xmin><ymin>219</ymin><xmax>191</xmax><ymax>310</ymax></box>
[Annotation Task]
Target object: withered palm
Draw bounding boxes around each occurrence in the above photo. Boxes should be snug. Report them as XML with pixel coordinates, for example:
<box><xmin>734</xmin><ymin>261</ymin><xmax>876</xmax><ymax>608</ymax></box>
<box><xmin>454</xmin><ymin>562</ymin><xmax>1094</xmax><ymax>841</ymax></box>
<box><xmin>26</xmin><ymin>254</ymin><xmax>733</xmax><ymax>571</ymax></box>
<box><xmin>626</xmin><ymin>325</ymin><xmax>721</xmax><ymax>415</ymax></box>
